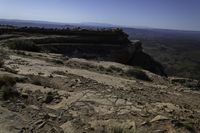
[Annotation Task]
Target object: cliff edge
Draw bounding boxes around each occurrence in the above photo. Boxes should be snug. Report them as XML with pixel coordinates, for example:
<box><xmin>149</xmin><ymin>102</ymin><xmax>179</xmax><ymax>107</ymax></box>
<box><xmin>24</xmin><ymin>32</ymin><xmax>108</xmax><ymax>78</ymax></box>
<box><xmin>1</xmin><ymin>26</ymin><xmax>166</xmax><ymax>76</ymax></box>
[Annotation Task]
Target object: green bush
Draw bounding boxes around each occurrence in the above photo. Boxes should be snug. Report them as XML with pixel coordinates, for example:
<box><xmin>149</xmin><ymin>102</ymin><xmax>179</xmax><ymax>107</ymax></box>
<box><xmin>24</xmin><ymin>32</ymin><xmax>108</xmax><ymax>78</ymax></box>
<box><xmin>125</xmin><ymin>68</ymin><xmax>151</xmax><ymax>81</ymax></box>
<box><xmin>6</xmin><ymin>39</ymin><xmax>41</xmax><ymax>52</ymax></box>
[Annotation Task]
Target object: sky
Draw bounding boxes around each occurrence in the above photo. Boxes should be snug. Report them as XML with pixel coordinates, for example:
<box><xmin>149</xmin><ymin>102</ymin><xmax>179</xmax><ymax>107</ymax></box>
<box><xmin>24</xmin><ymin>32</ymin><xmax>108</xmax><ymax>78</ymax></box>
<box><xmin>0</xmin><ymin>0</ymin><xmax>200</xmax><ymax>31</ymax></box>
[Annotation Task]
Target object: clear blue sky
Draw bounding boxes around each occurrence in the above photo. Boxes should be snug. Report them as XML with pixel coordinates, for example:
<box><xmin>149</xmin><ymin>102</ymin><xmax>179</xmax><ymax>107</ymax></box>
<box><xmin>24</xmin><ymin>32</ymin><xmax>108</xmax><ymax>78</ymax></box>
<box><xmin>0</xmin><ymin>0</ymin><xmax>200</xmax><ymax>31</ymax></box>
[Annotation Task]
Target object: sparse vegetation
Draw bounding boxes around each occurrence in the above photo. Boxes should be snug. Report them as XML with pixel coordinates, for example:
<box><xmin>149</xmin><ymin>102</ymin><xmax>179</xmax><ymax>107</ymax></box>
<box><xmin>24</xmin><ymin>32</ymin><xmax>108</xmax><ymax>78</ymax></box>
<box><xmin>52</xmin><ymin>59</ymin><xmax>64</xmax><ymax>65</ymax></box>
<box><xmin>171</xmin><ymin>78</ymin><xmax>187</xmax><ymax>84</ymax></box>
<box><xmin>32</xmin><ymin>79</ymin><xmax>42</xmax><ymax>86</ymax></box>
<box><xmin>171</xmin><ymin>78</ymin><xmax>200</xmax><ymax>90</ymax></box>
<box><xmin>125</xmin><ymin>68</ymin><xmax>151</xmax><ymax>81</ymax></box>
<box><xmin>98</xmin><ymin>65</ymin><xmax>106</xmax><ymax>71</ymax></box>
<box><xmin>15</xmin><ymin>50</ymin><xmax>27</xmax><ymax>56</ymax></box>
<box><xmin>45</xmin><ymin>92</ymin><xmax>54</xmax><ymax>104</ymax></box>
<box><xmin>0</xmin><ymin>75</ymin><xmax>18</xmax><ymax>100</ymax></box>
<box><xmin>52</xmin><ymin>71</ymin><xmax>67</xmax><ymax>76</ymax></box>
<box><xmin>112</xmin><ymin>126</ymin><xmax>136</xmax><ymax>133</ymax></box>
<box><xmin>5</xmin><ymin>39</ymin><xmax>41</xmax><ymax>52</ymax></box>
<box><xmin>107</xmin><ymin>65</ymin><xmax>123</xmax><ymax>73</ymax></box>
<box><xmin>0</xmin><ymin>48</ymin><xmax>9</xmax><ymax>68</ymax></box>
<box><xmin>104</xmin><ymin>65</ymin><xmax>123</xmax><ymax>73</ymax></box>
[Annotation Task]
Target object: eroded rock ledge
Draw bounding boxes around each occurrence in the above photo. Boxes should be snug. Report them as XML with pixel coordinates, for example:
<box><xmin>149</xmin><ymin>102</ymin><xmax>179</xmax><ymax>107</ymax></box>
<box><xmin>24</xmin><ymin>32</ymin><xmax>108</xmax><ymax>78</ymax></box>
<box><xmin>1</xmin><ymin>26</ymin><xmax>166</xmax><ymax>76</ymax></box>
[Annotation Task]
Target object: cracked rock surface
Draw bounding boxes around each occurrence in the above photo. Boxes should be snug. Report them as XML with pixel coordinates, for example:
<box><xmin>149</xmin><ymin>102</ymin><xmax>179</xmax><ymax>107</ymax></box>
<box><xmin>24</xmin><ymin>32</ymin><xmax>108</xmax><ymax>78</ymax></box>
<box><xmin>0</xmin><ymin>50</ymin><xmax>200</xmax><ymax>133</ymax></box>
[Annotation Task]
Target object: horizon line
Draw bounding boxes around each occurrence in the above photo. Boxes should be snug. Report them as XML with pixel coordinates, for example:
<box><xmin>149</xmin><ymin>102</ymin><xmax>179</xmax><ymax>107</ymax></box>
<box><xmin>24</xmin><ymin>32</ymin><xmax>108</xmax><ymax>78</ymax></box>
<box><xmin>0</xmin><ymin>18</ymin><xmax>200</xmax><ymax>32</ymax></box>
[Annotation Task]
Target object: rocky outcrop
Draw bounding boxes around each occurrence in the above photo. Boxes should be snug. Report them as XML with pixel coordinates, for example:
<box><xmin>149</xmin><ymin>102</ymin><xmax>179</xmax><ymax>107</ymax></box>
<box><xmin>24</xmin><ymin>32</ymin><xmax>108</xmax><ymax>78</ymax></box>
<box><xmin>127</xmin><ymin>41</ymin><xmax>166</xmax><ymax>76</ymax></box>
<box><xmin>0</xmin><ymin>51</ymin><xmax>199</xmax><ymax>133</ymax></box>
<box><xmin>38</xmin><ymin>40</ymin><xmax>166</xmax><ymax>76</ymax></box>
<box><xmin>1</xmin><ymin>26</ymin><xmax>166</xmax><ymax>76</ymax></box>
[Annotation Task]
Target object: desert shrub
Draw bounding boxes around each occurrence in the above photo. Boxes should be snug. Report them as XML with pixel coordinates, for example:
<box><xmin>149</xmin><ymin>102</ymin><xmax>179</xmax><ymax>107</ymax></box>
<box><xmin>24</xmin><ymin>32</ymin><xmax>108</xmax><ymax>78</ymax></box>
<box><xmin>106</xmin><ymin>67</ymin><xmax>113</xmax><ymax>73</ymax></box>
<box><xmin>113</xmin><ymin>127</ymin><xmax>123</xmax><ymax>133</ymax></box>
<box><xmin>45</xmin><ymin>92</ymin><xmax>54</xmax><ymax>104</ymax></box>
<box><xmin>0</xmin><ymin>75</ymin><xmax>16</xmax><ymax>86</ymax></box>
<box><xmin>0</xmin><ymin>48</ymin><xmax>9</xmax><ymax>68</ymax></box>
<box><xmin>6</xmin><ymin>39</ymin><xmax>41</xmax><ymax>52</ymax></box>
<box><xmin>15</xmin><ymin>50</ymin><xmax>27</xmax><ymax>56</ymax></box>
<box><xmin>29</xmin><ymin>76</ymin><xmax>43</xmax><ymax>86</ymax></box>
<box><xmin>125</xmin><ymin>68</ymin><xmax>151</xmax><ymax>81</ymax></box>
<box><xmin>171</xmin><ymin>78</ymin><xmax>186</xmax><ymax>84</ymax></box>
<box><xmin>52</xmin><ymin>59</ymin><xmax>64</xmax><ymax>65</ymax></box>
<box><xmin>171</xmin><ymin>78</ymin><xmax>200</xmax><ymax>90</ymax></box>
<box><xmin>32</xmin><ymin>79</ymin><xmax>42</xmax><ymax>86</ymax></box>
<box><xmin>112</xmin><ymin>126</ymin><xmax>136</xmax><ymax>133</ymax></box>
<box><xmin>109</xmin><ymin>65</ymin><xmax>123</xmax><ymax>72</ymax></box>
<box><xmin>52</xmin><ymin>71</ymin><xmax>66</xmax><ymax>76</ymax></box>
<box><xmin>98</xmin><ymin>65</ymin><xmax>106</xmax><ymax>71</ymax></box>
<box><xmin>106</xmin><ymin>65</ymin><xmax>123</xmax><ymax>73</ymax></box>
<box><xmin>0</xmin><ymin>75</ymin><xmax>18</xmax><ymax>100</ymax></box>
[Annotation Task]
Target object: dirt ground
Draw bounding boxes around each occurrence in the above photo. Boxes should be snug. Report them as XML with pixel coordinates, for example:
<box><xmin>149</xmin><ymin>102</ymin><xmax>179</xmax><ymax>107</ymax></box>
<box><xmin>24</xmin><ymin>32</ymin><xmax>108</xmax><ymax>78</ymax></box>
<box><xmin>0</xmin><ymin>50</ymin><xmax>200</xmax><ymax>133</ymax></box>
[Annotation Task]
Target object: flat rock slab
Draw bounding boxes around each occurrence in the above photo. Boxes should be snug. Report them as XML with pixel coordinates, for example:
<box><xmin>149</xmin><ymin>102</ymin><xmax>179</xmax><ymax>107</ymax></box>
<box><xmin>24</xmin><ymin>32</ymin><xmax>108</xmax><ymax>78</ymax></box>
<box><xmin>0</xmin><ymin>106</ymin><xmax>27</xmax><ymax>133</ymax></box>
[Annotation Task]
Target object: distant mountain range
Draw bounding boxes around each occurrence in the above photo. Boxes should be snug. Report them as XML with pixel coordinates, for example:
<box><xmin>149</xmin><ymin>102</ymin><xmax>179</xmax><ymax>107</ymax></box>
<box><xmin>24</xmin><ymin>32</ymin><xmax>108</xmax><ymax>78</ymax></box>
<box><xmin>1</xmin><ymin>18</ymin><xmax>200</xmax><ymax>38</ymax></box>
<box><xmin>0</xmin><ymin>19</ymin><xmax>118</xmax><ymax>29</ymax></box>
<box><xmin>0</xmin><ymin>19</ymin><xmax>75</xmax><ymax>29</ymax></box>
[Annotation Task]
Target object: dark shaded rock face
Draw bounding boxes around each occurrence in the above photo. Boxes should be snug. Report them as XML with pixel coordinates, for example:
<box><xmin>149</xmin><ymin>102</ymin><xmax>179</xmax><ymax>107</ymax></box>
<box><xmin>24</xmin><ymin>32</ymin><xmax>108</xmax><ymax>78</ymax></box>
<box><xmin>128</xmin><ymin>50</ymin><xmax>166</xmax><ymax>76</ymax></box>
<box><xmin>40</xmin><ymin>41</ymin><xmax>166</xmax><ymax>76</ymax></box>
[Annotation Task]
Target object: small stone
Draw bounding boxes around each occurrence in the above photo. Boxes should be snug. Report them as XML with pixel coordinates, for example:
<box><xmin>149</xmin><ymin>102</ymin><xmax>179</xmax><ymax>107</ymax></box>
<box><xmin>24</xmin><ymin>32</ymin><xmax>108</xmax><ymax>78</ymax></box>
<box><xmin>150</xmin><ymin>115</ymin><xmax>169</xmax><ymax>123</ymax></box>
<box><xmin>48</xmin><ymin>113</ymin><xmax>57</xmax><ymax>118</ymax></box>
<box><xmin>140</xmin><ymin>121</ymin><xmax>150</xmax><ymax>126</ymax></box>
<box><xmin>21</xmin><ymin>93</ymin><xmax>28</xmax><ymax>99</ymax></box>
<box><xmin>153</xmin><ymin>129</ymin><xmax>167</xmax><ymax>133</ymax></box>
<box><xmin>39</xmin><ymin>113</ymin><xmax>44</xmax><ymax>116</ymax></box>
<box><xmin>29</xmin><ymin>105</ymin><xmax>40</xmax><ymax>110</ymax></box>
<box><xmin>37</xmin><ymin>96</ymin><xmax>43</xmax><ymax>100</ymax></box>
<box><xmin>54</xmin><ymin>99</ymin><xmax>60</xmax><ymax>103</ymax></box>
<box><xmin>38</xmin><ymin>72</ymin><xmax>44</xmax><ymax>75</ymax></box>
<box><xmin>72</xmin><ymin>86</ymin><xmax>76</xmax><ymax>89</ymax></box>
<box><xmin>107</xmin><ymin>89</ymin><xmax>112</xmax><ymax>92</ymax></box>
<box><xmin>76</xmin><ymin>78</ymin><xmax>81</xmax><ymax>84</ymax></box>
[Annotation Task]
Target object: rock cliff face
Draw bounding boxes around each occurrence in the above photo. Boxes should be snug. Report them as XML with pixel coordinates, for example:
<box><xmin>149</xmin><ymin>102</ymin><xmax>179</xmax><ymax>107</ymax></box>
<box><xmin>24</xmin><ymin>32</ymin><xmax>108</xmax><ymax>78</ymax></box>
<box><xmin>127</xmin><ymin>41</ymin><xmax>166</xmax><ymax>76</ymax></box>
<box><xmin>39</xmin><ymin>40</ymin><xmax>166</xmax><ymax>76</ymax></box>
<box><xmin>1</xmin><ymin>26</ymin><xmax>166</xmax><ymax>76</ymax></box>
